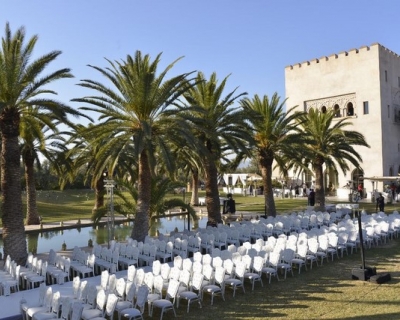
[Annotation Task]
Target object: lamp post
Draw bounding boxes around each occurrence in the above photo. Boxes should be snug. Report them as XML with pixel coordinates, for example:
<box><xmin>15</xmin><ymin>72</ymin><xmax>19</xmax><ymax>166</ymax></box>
<box><xmin>104</xmin><ymin>178</ymin><xmax>116</xmax><ymax>249</ymax></box>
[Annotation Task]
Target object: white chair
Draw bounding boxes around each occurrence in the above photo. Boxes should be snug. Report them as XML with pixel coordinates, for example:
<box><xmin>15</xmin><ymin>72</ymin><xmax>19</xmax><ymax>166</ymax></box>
<box><xmin>115</xmin><ymin>277</ymin><xmax>126</xmax><ymax>301</ymax></box>
<box><xmin>146</xmin><ymin>275</ymin><xmax>164</xmax><ymax>316</ymax></box>
<box><xmin>25</xmin><ymin>287</ymin><xmax>53</xmax><ymax>320</ymax></box>
<box><xmin>177</xmin><ymin>272</ymin><xmax>204</xmax><ymax>313</ymax></box>
<box><xmin>244</xmin><ymin>256</ymin><xmax>264</xmax><ymax>291</ymax></box>
<box><xmin>173</xmin><ymin>256</ymin><xmax>183</xmax><ymax>270</ymax></box>
<box><xmin>140</xmin><ymin>245</ymin><xmax>157</xmax><ymax>267</ymax></box>
<box><xmin>278</xmin><ymin>249</ymin><xmax>294</xmax><ymax>279</ymax></box>
<box><xmin>108</xmin><ymin>274</ymin><xmax>117</xmax><ymax>294</ymax></box>
<box><xmin>315</xmin><ymin>237</ymin><xmax>329</xmax><ymax>265</ymax></box>
<box><xmin>157</xmin><ymin>242</ymin><xmax>173</xmax><ymax>263</ymax></box>
<box><xmin>126</xmin><ymin>265</ymin><xmax>136</xmax><ymax>283</ymax></box>
<box><xmin>1</xmin><ymin>263</ymin><xmax>20</xmax><ymax>295</ymax></box>
<box><xmin>261</xmin><ymin>251</ymin><xmax>280</xmax><ymax>283</ymax></box>
<box><xmin>21</xmin><ymin>283</ymin><xmax>47</xmax><ymax>320</ymax></box>
<box><xmin>152</xmin><ymin>260</ymin><xmax>161</xmax><ymax>276</ymax></box>
<box><xmin>81</xmin><ymin>289</ymin><xmax>107</xmax><ymax>320</ymax></box>
<box><xmin>150</xmin><ymin>278</ymin><xmax>179</xmax><ymax>319</ymax></box>
<box><xmin>59</xmin><ymin>297</ymin><xmax>71</xmax><ymax>320</ymax></box>
<box><xmin>121</xmin><ymin>284</ymin><xmax>149</xmax><ymax>319</ymax></box>
<box><xmin>115</xmin><ymin>282</ymin><xmax>136</xmax><ymax>320</ymax></box>
<box><xmin>187</xmin><ymin>236</ymin><xmax>201</xmax><ymax>257</ymax></box>
<box><xmin>214</xmin><ymin>232</ymin><xmax>228</xmax><ymax>250</ymax></box>
<box><xmin>120</xmin><ymin>246</ymin><xmax>139</xmax><ymax>269</ymax></box>
<box><xmin>75</xmin><ymin>254</ymin><xmax>95</xmax><ymax>279</ymax></box>
<box><xmin>26</xmin><ymin>261</ymin><xmax>48</xmax><ymax>289</ymax></box>
<box><xmin>82</xmin><ymin>285</ymin><xmax>98</xmax><ymax>310</ymax></box>
<box><xmin>97</xmin><ymin>270</ymin><xmax>110</xmax><ymax>292</ymax></box>
<box><xmin>202</xmin><ymin>266</ymin><xmax>225</xmax><ymax>305</ymax></box>
<box><xmin>224</xmin><ymin>261</ymin><xmax>246</xmax><ymax>297</ymax></box>
<box><xmin>70</xmin><ymin>301</ymin><xmax>84</xmax><ymax>320</ymax></box>
<box><xmin>182</xmin><ymin>258</ymin><xmax>193</xmax><ymax>274</ymax></box>
<box><xmin>92</xmin><ymin>293</ymin><xmax>119</xmax><ymax>320</ymax></box>
<box><xmin>337</xmin><ymin>232</ymin><xmax>349</xmax><ymax>257</ymax></box>
<box><xmin>32</xmin><ymin>291</ymin><xmax>61</xmax><ymax>320</ymax></box>
<box><xmin>290</xmin><ymin>245</ymin><xmax>308</xmax><ymax>274</ymax></box>
<box><xmin>326</xmin><ymin>233</ymin><xmax>339</xmax><ymax>261</ymax></box>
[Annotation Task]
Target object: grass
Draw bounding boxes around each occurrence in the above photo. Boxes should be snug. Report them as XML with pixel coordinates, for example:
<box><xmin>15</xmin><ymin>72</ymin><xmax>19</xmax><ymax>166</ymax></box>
<box><xmin>1</xmin><ymin>189</ymin><xmax>399</xmax><ymax>226</ymax></box>
<box><xmin>3</xmin><ymin>189</ymin><xmax>400</xmax><ymax>319</ymax></box>
<box><xmin>171</xmin><ymin>239</ymin><xmax>400</xmax><ymax>320</ymax></box>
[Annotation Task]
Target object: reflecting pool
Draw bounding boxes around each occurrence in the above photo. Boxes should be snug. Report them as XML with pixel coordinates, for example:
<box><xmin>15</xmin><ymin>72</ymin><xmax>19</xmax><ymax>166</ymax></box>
<box><xmin>0</xmin><ymin>215</ymin><xmax>208</xmax><ymax>255</ymax></box>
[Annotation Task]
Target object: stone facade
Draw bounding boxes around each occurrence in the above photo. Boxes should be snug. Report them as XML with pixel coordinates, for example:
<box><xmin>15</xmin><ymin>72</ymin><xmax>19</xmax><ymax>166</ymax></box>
<box><xmin>284</xmin><ymin>43</ymin><xmax>400</xmax><ymax>197</ymax></box>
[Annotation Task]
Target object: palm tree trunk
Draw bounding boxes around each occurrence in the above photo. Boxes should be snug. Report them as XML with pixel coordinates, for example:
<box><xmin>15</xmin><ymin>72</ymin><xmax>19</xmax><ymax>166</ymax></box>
<box><xmin>260</xmin><ymin>162</ymin><xmax>277</xmax><ymax>217</ymax></box>
<box><xmin>313</xmin><ymin>163</ymin><xmax>326</xmax><ymax>210</ymax></box>
<box><xmin>93</xmin><ymin>176</ymin><xmax>105</xmax><ymax>210</ymax></box>
<box><xmin>131</xmin><ymin>150</ymin><xmax>151</xmax><ymax>242</ymax></box>
<box><xmin>0</xmin><ymin>108</ymin><xmax>27</xmax><ymax>265</ymax></box>
<box><xmin>24</xmin><ymin>150</ymin><xmax>40</xmax><ymax>225</ymax></box>
<box><xmin>190</xmin><ymin>169</ymin><xmax>199</xmax><ymax>205</ymax></box>
<box><xmin>204</xmin><ymin>154</ymin><xmax>221</xmax><ymax>226</ymax></box>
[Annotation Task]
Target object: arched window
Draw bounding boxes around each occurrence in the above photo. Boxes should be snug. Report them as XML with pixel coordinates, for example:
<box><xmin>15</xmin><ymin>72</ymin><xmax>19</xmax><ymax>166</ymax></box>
<box><xmin>334</xmin><ymin>104</ymin><xmax>341</xmax><ymax>117</ymax></box>
<box><xmin>346</xmin><ymin>102</ymin><xmax>354</xmax><ymax>116</ymax></box>
<box><xmin>321</xmin><ymin>106</ymin><xmax>327</xmax><ymax>113</ymax></box>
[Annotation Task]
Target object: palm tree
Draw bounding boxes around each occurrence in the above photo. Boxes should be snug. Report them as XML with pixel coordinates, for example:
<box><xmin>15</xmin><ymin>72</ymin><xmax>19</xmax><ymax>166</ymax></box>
<box><xmin>169</xmin><ymin>136</ymin><xmax>204</xmax><ymax>206</ymax></box>
<box><xmin>241</xmin><ymin>93</ymin><xmax>305</xmax><ymax>217</ymax></box>
<box><xmin>72</xmin><ymin>51</ymin><xmax>196</xmax><ymax>242</ymax></box>
<box><xmin>62</xmin><ymin>124</ymin><xmax>110</xmax><ymax>213</ymax></box>
<box><xmin>178</xmin><ymin>72</ymin><xmax>250</xmax><ymax>226</ymax></box>
<box><xmin>20</xmin><ymin>107</ymin><xmax>68</xmax><ymax>225</ymax></box>
<box><xmin>0</xmin><ymin>23</ymin><xmax>74</xmax><ymax>264</ymax></box>
<box><xmin>297</xmin><ymin>108</ymin><xmax>370</xmax><ymax>209</ymax></box>
<box><xmin>104</xmin><ymin>175</ymin><xmax>196</xmax><ymax>230</ymax></box>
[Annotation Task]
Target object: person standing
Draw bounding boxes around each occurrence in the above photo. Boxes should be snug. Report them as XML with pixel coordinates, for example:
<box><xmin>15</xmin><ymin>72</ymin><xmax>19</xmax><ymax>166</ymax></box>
<box><xmin>308</xmin><ymin>189</ymin><xmax>316</xmax><ymax>206</ymax></box>
<box><xmin>376</xmin><ymin>193</ymin><xmax>385</xmax><ymax>212</ymax></box>
<box><xmin>358</xmin><ymin>183</ymin><xmax>363</xmax><ymax>198</ymax></box>
<box><xmin>224</xmin><ymin>193</ymin><xmax>236</xmax><ymax>215</ymax></box>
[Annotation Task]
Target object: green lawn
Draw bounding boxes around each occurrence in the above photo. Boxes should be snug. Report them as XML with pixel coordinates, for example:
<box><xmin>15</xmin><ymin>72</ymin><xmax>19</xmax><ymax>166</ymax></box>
<box><xmin>0</xmin><ymin>189</ymin><xmax>398</xmax><ymax>227</ymax></box>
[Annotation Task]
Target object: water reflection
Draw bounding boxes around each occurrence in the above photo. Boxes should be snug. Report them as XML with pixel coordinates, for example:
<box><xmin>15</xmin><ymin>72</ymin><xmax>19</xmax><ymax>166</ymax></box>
<box><xmin>0</xmin><ymin>216</ymin><xmax>207</xmax><ymax>255</ymax></box>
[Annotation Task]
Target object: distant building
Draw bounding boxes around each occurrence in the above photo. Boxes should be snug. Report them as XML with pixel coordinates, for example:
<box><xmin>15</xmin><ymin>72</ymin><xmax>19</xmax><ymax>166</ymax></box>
<box><xmin>285</xmin><ymin>43</ymin><xmax>400</xmax><ymax>199</ymax></box>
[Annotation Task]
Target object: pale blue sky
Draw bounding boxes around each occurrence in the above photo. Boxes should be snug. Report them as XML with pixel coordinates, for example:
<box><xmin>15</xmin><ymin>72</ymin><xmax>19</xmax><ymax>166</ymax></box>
<box><xmin>2</xmin><ymin>0</ymin><xmax>400</xmax><ymax>124</ymax></box>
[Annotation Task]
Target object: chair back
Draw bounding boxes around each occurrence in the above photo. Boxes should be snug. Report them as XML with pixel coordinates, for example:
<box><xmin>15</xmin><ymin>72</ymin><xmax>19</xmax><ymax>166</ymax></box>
<box><xmin>135</xmin><ymin>285</ymin><xmax>149</xmax><ymax>313</ymax></box>
<box><xmin>95</xmin><ymin>289</ymin><xmax>107</xmax><ymax>312</ymax></box>
<box><xmin>70</xmin><ymin>301</ymin><xmax>84</xmax><ymax>320</ymax></box>
<box><xmin>115</xmin><ymin>278</ymin><xmax>126</xmax><ymax>299</ymax></box>
<box><xmin>166</xmin><ymin>279</ymin><xmax>180</xmax><ymax>302</ymax></box>
<box><xmin>60</xmin><ymin>297</ymin><xmax>71</xmax><ymax>320</ymax></box>
<box><xmin>127</xmin><ymin>265</ymin><xmax>136</xmax><ymax>282</ymax></box>
<box><xmin>51</xmin><ymin>291</ymin><xmax>61</xmax><ymax>315</ymax></box>
<box><xmin>85</xmin><ymin>284</ymin><xmax>97</xmax><ymax>308</ymax></box>
<box><xmin>43</xmin><ymin>287</ymin><xmax>53</xmax><ymax>312</ymax></box>
<box><xmin>125</xmin><ymin>281</ymin><xmax>136</xmax><ymax>303</ymax></box>
<box><xmin>104</xmin><ymin>293</ymin><xmax>119</xmax><ymax>317</ymax></box>
<box><xmin>191</xmin><ymin>272</ymin><xmax>204</xmax><ymax>291</ymax></box>
<box><xmin>153</xmin><ymin>275</ymin><xmax>164</xmax><ymax>295</ymax></box>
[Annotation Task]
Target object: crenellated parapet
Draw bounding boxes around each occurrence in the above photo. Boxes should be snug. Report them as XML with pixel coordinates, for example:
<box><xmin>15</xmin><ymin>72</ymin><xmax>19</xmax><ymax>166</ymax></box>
<box><xmin>284</xmin><ymin>44</ymin><xmax>392</xmax><ymax>70</ymax></box>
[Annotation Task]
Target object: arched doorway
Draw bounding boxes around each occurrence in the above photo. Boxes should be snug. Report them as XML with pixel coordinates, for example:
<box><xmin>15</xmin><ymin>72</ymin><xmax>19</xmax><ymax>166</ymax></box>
<box><xmin>324</xmin><ymin>169</ymin><xmax>338</xmax><ymax>195</ymax></box>
<box><xmin>352</xmin><ymin>168</ymin><xmax>364</xmax><ymax>191</ymax></box>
